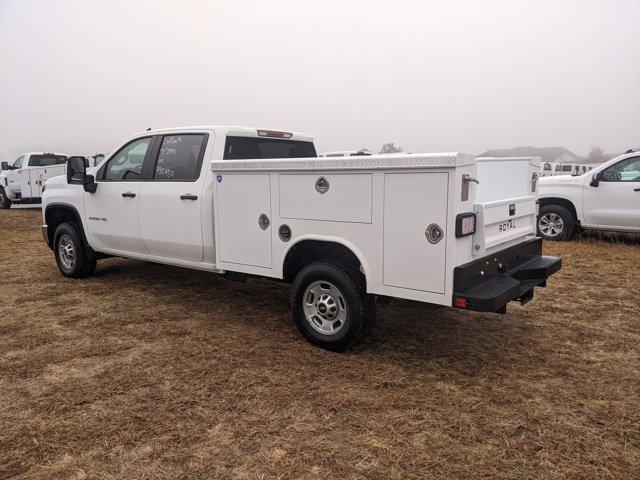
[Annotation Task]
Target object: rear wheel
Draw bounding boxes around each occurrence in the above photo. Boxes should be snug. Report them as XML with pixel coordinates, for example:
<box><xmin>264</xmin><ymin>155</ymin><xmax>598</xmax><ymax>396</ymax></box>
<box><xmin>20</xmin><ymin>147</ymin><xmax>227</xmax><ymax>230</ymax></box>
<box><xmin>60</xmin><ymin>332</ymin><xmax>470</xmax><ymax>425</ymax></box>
<box><xmin>0</xmin><ymin>187</ymin><xmax>11</xmax><ymax>209</ymax></box>
<box><xmin>53</xmin><ymin>222</ymin><xmax>96</xmax><ymax>278</ymax></box>
<box><xmin>537</xmin><ymin>205</ymin><xmax>575</xmax><ymax>241</ymax></box>
<box><xmin>291</xmin><ymin>261</ymin><xmax>374</xmax><ymax>351</ymax></box>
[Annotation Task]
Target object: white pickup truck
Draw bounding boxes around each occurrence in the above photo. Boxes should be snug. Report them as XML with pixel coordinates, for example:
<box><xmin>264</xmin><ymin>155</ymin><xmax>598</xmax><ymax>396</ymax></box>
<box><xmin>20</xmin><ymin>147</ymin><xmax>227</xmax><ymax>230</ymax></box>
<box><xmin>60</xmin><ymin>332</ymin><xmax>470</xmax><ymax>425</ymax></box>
<box><xmin>41</xmin><ymin>126</ymin><xmax>561</xmax><ymax>350</ymax></box>
<box><xmin>537</xmin><ymin>151</ymin><xmax>640</xmax><ymax>240</ymax></box>
<box><xmin>0</xmin><ymin>152</ymin><xmax>69</xmax><ymax>208</ymax></box>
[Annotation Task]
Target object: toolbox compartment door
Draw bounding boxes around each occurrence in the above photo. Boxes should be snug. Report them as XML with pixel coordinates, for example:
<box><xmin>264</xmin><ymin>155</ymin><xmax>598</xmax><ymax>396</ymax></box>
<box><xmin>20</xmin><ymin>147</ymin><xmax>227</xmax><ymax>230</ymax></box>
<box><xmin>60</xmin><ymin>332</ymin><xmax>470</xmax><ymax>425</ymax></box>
<box><xmin>383</xmin><ymin>172</ymin><xmax>448</xmax><ymax>294</ymax></box>
<box><xmin>216</xmin><ymin>173</ymin><xmax>272</xmax><ymax>268</ymax></box>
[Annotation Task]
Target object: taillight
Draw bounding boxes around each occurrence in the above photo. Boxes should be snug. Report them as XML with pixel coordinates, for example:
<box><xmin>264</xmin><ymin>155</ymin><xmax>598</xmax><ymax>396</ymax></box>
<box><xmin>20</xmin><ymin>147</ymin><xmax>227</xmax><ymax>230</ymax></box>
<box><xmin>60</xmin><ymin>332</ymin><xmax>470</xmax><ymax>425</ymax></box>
<box><xmin>453</xmin><ymin>297</ymin><xmax>468</xmax><ymax>308</ymax></box>
<box><xmin>257</xmin><ymin>129</ymin><xmax>293</xmax><ymax>139</ymax></box>
<box><xmin>455</xmin><ymin>212</ymin><xmax>476</xmax><ymax>238</ymax></box>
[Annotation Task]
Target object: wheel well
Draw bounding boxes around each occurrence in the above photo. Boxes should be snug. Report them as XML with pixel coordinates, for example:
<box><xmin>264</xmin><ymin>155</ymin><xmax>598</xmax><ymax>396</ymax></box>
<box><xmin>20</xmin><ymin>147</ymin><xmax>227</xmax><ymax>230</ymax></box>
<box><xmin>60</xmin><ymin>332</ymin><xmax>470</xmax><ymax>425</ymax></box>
<box><xmin>283</xmin><ymin>240</ymin><xmax>365</xmax><ymax>286</ymax></box>
<box><xmin>44</xmin><ymin>205</ymin><xmax>88</xmax><ymax>250</ymax></box>
<box><xmin>538</xmin><ymin>198</ymin><xmax>578</xmax><ymax>222</ymax></box>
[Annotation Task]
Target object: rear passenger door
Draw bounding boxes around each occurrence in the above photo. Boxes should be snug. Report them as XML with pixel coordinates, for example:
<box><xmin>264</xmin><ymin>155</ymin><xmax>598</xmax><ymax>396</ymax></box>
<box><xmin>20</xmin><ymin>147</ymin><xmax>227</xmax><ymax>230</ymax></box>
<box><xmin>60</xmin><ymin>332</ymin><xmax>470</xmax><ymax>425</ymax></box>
<box><xmin>138</xmin><ymin>133</ymin><xmax>209</xmax><ymax>262</ymax></box>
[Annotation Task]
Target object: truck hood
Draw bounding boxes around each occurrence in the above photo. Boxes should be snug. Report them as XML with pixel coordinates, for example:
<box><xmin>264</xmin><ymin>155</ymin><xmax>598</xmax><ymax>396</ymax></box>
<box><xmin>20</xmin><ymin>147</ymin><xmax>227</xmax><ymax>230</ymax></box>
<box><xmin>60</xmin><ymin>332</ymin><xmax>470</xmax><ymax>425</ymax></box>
<box><xmin>44</xmin><ymin>174</ymin><xmax>68</xmax><ymax>187</ymax></box>
<box><xmin>539</xmin><ymin>175</ymin><xmax>583</xmax><ymax>186</ymax></box>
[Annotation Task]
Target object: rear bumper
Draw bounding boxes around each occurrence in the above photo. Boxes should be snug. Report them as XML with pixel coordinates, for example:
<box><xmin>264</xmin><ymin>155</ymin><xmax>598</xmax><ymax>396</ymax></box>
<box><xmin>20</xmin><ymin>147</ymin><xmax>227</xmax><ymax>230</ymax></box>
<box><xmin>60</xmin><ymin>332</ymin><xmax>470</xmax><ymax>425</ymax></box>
<box><xmin>453</xmin><ymin>237</ymin><xmax>561</xmax><ymax>313</ymax></box>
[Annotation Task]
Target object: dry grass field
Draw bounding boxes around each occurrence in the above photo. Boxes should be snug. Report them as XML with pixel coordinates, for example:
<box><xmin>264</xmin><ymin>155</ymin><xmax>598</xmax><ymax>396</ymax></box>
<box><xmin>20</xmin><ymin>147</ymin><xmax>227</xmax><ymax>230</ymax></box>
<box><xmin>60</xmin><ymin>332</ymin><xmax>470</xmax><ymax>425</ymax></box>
<box><xmin>0</xmin><ymin>208</ymin><xmax>638</xmax><ymax>479</ymax></box>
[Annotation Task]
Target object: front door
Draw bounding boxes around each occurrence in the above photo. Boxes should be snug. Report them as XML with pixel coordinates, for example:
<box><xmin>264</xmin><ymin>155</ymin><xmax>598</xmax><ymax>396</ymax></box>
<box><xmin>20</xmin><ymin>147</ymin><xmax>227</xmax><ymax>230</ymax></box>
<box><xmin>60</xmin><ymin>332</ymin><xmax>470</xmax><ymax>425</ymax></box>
<box><xmin>583</xmin><ymin>156</ymin><xmax>640</xmax><ymax>230</ymax></box>
<box><xmin>138</xmin><ymin>133</ymin><xmax>209</xmax><ymax>262</ymax></box>
<box><xmin>84</xmin><ymin>137</ymin><xmax>153</xmax><ymax>253</ymax></box>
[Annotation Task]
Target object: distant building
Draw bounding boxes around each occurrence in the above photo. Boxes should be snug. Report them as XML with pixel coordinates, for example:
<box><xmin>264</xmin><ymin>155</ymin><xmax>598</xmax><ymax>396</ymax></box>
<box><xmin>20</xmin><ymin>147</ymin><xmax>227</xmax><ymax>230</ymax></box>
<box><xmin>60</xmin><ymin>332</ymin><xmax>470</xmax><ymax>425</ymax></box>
<box><xmin>480</xmin><ymin>146</ymin><xmax>584</xmax><ymax>164</ymax></box>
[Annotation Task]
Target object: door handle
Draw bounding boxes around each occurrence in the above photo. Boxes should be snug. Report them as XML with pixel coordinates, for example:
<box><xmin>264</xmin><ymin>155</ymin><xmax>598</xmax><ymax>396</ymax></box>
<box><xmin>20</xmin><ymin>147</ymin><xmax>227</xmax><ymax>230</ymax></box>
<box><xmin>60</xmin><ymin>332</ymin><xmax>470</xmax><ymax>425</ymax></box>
<box><xmin>122</xmin><ymin>191</ymin><xmax>136</xmax><ymax>198</ymax></box>
<box><xmin>180</xmin><ymin>194</ymin><xmax>198</xmax><ymax>200</ymax></box>
<box><xmin>634</xmin><ymin>188</ymin><xmax>640</xmax><ymax>192</ymax></box>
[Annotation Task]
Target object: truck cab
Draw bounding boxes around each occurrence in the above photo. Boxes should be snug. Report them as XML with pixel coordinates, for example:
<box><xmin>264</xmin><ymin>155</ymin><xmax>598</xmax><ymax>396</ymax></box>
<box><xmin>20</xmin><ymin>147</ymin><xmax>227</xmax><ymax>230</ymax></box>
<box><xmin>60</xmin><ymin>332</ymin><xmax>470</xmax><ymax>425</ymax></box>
<box><xmin>42</xmin><ymin>126</ymin><xmax>560</xmax><ymax>350</ymax></box>
<box><xmin>0</xmin><ymin>152</ymin><xmax>68</xmax><ymax>208</ymax></box>
<box><xmin>537</xmin><ymin>151</ymin><xmax>640</xmax><ymax>240</ymax></box>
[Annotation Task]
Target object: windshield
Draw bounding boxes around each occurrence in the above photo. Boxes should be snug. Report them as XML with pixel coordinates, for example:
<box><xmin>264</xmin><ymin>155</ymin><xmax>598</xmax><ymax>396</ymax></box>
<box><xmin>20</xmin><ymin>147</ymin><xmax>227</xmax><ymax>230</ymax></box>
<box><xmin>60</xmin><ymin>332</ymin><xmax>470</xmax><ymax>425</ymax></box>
<box><xmin>223</xmin><ymin>137</ymin><xmax>316</xmax><ymax>160</ymax></box>
<box><xmin>28</xmin><ymin>155</ymin><xmax>67</xmax><ymax>167</ymax></box>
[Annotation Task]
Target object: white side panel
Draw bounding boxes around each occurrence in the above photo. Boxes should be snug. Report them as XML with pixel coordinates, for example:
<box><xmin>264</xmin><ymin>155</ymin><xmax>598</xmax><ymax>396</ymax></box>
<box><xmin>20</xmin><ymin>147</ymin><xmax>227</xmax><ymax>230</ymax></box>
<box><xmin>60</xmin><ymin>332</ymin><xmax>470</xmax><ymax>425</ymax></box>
<box><xmin>138</xmin><ymin>182</ymin><xmax>204</xmax><ymax>262</ymax></box>
<box><xmin>476</xmin><ymin>157</ymin><xmax>539</xmax><ymax>203</ymax></box>
<box><xmin>84</xmin><ymin>182</ymin><xmax>145</xmax><ymax>253</ymax></box>
<box><xmin>217</xmin><ymin>173</ymin><xmax>272</xmax><ymax>268</ymax></box>
<box><xmin>19</xmin><ymin>170</ymin><xmax>32</xmax><ymax>198</ymax></box>
<box><xmin>383</xmin><ymin>172</ymin><xmax>448</xmax><ymax>294</ymax></box>
<box><xmin>279</xmin><ymin>173</ymin><xmax>372</xmax><ymax>223</ymax></box>
<box><xmin>28</xmin><ymin>170</ymin><xmax>39</xmax><ymax>197</ymax></box>
<box><xmin>29</xmin><ymin>165</ymin><xmax>66</xmax><ymax>197</ymax></box>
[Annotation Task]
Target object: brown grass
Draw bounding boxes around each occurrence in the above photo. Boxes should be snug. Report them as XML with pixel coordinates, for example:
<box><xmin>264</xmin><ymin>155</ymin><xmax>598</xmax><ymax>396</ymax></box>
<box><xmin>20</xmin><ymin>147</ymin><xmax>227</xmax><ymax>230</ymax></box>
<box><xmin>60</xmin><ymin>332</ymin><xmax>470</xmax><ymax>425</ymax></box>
<box><xmin>1</xmin><ymin>209</ymin><xmax>639</xmax><ymax>479</ymax></box>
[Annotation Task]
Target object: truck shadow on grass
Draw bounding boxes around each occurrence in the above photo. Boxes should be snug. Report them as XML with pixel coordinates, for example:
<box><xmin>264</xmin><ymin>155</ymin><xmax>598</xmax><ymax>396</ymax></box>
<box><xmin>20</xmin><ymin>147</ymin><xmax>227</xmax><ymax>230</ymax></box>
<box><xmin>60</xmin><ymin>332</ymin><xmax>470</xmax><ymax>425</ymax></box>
<box><xmin>88</xmin><ymin>257</ymin><xmax>536</xmax><ymax>372</ymax></box>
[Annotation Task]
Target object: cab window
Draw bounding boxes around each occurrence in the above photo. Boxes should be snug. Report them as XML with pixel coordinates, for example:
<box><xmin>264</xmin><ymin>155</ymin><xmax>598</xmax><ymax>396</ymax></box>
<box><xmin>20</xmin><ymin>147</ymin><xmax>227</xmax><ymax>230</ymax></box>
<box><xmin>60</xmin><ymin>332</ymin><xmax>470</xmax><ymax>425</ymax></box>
<box><xmin>224</xmin><ymin>137</ymin><xmax>317</xmax><ymax>160</ymax></box>
<box><xmin>151</xmin><ymin>134</ymin><xmax>207</xmax><ymax>181</ymax></box>
<box><xmin>28</xmin><ymin>154</ymin><xmax>67</xmax><ymax>167</ymax></box>
<box><xmin>601</xmin><ymin>156</ymin><xmax>640</xmax><ymax>182</ymax></box>
<box><xmin>101</xmin><ymin>137</ymin><xmax>152</xmax><ymax>181</ymax></box>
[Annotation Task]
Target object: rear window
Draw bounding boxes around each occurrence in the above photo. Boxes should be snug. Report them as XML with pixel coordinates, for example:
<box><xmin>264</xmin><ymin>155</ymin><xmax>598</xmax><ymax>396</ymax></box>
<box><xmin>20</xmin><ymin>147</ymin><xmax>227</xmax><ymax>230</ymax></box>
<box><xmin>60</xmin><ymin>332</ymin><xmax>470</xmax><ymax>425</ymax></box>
<box><xmin>28</xmin><ymin>155</ymin><xmax>67</xmax><ymax>167</ymax></box>
<box><xmin>223</xmin><ymin>137</ymin><xmax>316</xmax><ymax>160</ymax></box>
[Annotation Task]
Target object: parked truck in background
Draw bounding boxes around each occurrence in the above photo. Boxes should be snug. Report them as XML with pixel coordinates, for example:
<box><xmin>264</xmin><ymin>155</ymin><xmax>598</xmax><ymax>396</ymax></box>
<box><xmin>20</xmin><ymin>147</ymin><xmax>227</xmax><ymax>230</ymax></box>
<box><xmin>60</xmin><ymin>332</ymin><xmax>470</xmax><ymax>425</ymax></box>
<box><xmin>41</xmin><ymin>126</ymin><xmax>561</xmax><ymax>350</ymax></box>
<box><xmin>0</xmin><ymin>152</ymin><xmax>68</xmax><ymax>208</ymax></box>
<box><xmin>537</xmin><ymin>151</ymin><xmax>640</xmax><ymax>240</ymax></box>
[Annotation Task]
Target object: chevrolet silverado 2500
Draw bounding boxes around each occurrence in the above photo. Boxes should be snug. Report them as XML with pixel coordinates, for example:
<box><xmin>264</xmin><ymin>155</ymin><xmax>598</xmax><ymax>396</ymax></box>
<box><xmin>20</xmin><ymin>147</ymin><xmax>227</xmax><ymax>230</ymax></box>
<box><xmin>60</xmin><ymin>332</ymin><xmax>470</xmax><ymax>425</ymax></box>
<box><xmin>41</xmin><ymin>126</ymin><xmax>561</xmax><ymax>350</ymax></box>
<box><xmin>537</xmin><ymin>151</ymin><xmax>640</xmax><ymax>240</ymax></box>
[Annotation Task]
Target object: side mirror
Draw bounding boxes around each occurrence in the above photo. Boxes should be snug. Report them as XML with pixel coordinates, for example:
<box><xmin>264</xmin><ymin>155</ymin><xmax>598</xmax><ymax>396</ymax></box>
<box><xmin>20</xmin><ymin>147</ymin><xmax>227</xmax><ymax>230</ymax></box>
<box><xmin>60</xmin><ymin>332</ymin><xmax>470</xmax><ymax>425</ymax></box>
<box><xmin>83</xmin><ymin>174</ymin><xmax>97</xmax><ymax>193</ymax></box>
<box><xmin>590</xmin><ymin>171</ymin><xmax>602</xmax><ymax>187</ymax></box>
<box><xmin>66</xmin><ymin>156</ymin><xmax>97</xmax><ymax>193</ymax></box>
<box><xmin>66</xmin><ymin>156</ymin><xmax>87</xmax><ymax>184</ymax></box>
<box><xmin>1</xmin><ymin>161</ymin><xmax>9</xmax><ymax>171</ymax></box>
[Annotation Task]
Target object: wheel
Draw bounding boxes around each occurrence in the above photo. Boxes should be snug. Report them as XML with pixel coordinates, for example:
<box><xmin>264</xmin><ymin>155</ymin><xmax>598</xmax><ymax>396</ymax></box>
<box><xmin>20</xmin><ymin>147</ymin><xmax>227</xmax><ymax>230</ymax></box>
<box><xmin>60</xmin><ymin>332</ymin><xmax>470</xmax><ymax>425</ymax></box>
<box><xmin>0</xmin><ymin>187</ymin><xmax>11</xmax><ymax>209</ymax></box>
<box><xmin>53</xmin><ymin>222</ymin><xmax>96</xmax><ymax>278</ymax></box>
<box><xmin>291</xmin><ymin>261</ymin><xmax>374</xmax><ymax>351</ymax></box>
<box><xmin>537</xmin><ymin>205</ymin><xmax>575</xmax><ymax>241</ymax></box>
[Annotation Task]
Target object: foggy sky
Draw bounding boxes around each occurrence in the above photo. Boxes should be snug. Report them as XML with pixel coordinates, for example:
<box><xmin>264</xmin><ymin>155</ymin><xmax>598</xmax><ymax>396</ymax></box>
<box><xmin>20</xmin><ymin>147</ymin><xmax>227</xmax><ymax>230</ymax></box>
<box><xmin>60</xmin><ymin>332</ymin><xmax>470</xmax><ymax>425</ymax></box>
<box><xmin>1</xmin><ymin>0</ymin><xmax>639</xmax><ymax>160</ymax></box>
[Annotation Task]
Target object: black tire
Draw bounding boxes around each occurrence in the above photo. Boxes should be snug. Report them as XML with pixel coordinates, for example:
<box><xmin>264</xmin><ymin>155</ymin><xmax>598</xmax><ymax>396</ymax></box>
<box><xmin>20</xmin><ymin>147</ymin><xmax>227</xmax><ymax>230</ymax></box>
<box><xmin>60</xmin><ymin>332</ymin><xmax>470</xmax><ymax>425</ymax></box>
<box><xmin>537</xmin><ymin>205</ymin><xmax>575</xmax><ymax>241</ymax></box>
<box><xmin>291</xmin><ymin>261</ymin><xmax>374</xmax><ymax>351</ymax></box>
<box><xmin>0</xmin><ymin>187</ymin><xmax>11</xmax><ymax>209</ymax></box>
<box><xmin>53</xmin><ymin>222</ymin><xmax>96</xmax><ymax>278</ymax></box>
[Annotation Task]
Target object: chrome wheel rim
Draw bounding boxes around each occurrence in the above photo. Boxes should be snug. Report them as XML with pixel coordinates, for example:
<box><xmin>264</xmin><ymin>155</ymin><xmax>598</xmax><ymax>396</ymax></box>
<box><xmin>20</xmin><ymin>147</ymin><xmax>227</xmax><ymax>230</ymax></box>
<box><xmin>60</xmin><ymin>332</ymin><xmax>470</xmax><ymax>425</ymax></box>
<box><xmin>539</xmin><ymin>213</ymin><xmax>564</xmax><ymax>238</ymax></box>
<box><xmin>303</xmin><ymin>281</ymin><xmax>347</xmax><ymax>335</ymax></box>
<box><xmin>58</xmin><ymin>234</ymin><xmax>76</xmax><ymax>270</ymax></box>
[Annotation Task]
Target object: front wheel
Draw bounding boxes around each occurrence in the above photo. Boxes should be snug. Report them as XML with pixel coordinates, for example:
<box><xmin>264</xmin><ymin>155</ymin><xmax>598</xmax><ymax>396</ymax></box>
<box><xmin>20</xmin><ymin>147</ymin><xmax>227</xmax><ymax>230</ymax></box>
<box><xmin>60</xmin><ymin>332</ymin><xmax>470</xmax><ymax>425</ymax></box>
<box><xmin>0</xmin><ymin>187</ymin><xmax>11</xmax><ymax>209</ymax></box>
<box><xmin>53</xmin><ymin>222</ymin><xmax>97</xmax><ymax>278</ymax></box>
<box><xmin>291</xmin><ymin>261</ymin><xmax>374</xmax><ymax>351</ymax></box>
<box><xmin>537</xmin><ymin>205</ymin><xmax>575</xmax><ymax>241</ymax></box>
